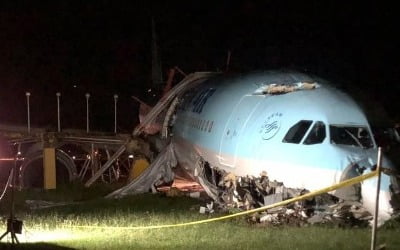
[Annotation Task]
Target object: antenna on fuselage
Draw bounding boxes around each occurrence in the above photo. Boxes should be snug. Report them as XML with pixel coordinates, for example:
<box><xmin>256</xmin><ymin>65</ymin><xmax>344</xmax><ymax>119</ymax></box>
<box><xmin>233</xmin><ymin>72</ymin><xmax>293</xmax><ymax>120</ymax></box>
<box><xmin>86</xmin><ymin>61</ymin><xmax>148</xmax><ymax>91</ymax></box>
<box><xmin>225</xmin><ymin>50</ymin><xmax>231</xmax><ymax>72</ymax></box>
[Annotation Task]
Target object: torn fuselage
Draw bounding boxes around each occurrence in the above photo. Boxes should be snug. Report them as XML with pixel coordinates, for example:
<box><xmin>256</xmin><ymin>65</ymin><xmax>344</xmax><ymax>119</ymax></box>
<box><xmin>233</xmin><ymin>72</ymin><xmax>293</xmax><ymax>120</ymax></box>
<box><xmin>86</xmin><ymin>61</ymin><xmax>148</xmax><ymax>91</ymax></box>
<box><xmin>171</xmin><ymin>71</ymin><xmax>400</xmax><ymax>224</ymax></box>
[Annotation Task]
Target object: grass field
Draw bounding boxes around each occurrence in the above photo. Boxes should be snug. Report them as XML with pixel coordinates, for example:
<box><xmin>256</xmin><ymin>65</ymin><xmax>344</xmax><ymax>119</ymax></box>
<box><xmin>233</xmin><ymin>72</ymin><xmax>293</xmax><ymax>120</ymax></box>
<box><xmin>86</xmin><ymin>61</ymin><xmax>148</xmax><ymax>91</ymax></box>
<box><xmin>0</xmin><ymin>183</ymin><xmax>399</xmax><ymax>250</ymax></box>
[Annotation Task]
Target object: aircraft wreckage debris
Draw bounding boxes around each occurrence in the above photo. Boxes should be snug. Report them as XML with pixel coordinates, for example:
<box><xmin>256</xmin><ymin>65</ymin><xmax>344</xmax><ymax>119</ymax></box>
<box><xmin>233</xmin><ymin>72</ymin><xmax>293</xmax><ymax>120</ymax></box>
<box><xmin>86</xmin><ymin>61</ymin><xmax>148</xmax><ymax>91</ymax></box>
<box><xmin>197</xmin><ymin>172</ymin><xmax>374</xmax><ymax>227</ymax></box>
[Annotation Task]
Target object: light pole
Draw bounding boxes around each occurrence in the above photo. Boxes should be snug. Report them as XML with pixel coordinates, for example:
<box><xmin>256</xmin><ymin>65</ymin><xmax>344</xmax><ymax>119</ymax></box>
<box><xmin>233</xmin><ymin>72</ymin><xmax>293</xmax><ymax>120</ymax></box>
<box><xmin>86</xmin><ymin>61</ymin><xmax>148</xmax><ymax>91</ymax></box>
<box><xmin>56</xmin><ymin>92</ymin><xmax>61</xmax><ymax>132</ymax></box>
<box><xmin>26</xmin><ymin>92</ymin><xmax>31</xmax><ymax>134</ymax></box>
<box><xmin>114</xmin><ymin>94</ymin><xmax>118</xmax><ymax>133</ymax></box>
<box><xmin>85</xmin><ymin>93</ymin><xmax>90</xmax><ymax>133</ymax></box>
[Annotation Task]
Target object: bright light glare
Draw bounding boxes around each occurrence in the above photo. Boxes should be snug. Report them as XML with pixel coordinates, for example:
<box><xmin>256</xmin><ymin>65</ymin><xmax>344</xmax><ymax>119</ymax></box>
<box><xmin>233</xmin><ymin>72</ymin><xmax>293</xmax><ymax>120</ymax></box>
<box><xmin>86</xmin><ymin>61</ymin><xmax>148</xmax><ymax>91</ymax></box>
<box><xmin>13</xmin><ymin>229</ymin><xmax>76</xmax><ymax>243</ymax></box>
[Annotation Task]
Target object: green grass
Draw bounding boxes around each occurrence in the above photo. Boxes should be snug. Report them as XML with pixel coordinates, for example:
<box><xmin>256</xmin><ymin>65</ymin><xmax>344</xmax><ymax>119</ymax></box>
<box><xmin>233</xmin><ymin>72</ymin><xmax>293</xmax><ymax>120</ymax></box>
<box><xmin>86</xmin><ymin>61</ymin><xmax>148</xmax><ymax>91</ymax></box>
<box><xmin>0</xmin><ymin>184</ymin><xmax>399</xmax><ymax>250</ymax></box>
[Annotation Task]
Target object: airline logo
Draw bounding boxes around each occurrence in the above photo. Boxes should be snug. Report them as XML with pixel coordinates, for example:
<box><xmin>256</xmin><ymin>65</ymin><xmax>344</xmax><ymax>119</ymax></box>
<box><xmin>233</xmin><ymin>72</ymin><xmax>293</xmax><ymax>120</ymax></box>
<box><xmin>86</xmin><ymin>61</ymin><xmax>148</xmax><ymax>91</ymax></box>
<box><xmin>260</xmin><ymin>112</ymin><xmax>283</xmax><ymax>140</ymax></box>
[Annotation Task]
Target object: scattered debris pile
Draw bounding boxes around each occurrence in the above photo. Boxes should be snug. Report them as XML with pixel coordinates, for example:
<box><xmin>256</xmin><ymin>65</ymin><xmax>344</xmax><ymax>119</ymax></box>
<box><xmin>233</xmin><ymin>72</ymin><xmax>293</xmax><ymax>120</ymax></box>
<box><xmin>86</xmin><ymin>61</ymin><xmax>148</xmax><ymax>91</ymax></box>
<box><xmin>216</xmin><ymin>171</ymin><xmax>309</xmax><ymax>210</ymax></box>
<box><xmin>200</xmin><ymin>171</ymin><xmax>373</xmax><ymax>227</ymax></box>
<box><xmin>249</xmin><ymin>199</ymin><xmax>372</xmax><ymax>228</ymax></box>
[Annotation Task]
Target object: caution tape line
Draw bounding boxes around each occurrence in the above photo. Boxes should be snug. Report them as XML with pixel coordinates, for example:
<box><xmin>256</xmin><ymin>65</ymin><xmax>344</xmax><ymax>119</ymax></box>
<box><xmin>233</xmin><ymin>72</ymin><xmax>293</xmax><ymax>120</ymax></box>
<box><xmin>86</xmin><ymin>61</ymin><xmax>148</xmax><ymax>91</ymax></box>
<box><xmin>69</xmin><ymin>171</ymin><xmax>378</xmax><ymax>230</ymax></box>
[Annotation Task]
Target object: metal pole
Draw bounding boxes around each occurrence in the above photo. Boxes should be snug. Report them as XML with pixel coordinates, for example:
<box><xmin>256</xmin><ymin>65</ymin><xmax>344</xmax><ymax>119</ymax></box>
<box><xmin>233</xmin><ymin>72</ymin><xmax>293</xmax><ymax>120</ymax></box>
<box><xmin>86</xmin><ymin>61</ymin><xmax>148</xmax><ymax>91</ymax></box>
<box><xmin>85</xmin><ymin>143</ymin><xmax>127</xmax><ymax>187</ymax></box>
<box><xmin>114</xmin><ymin>94</ymin><xmax>118</xmax><ymax>133</ymax></box>
<box><xmin>56</xmin><ymin>92</ymin><xmax>61</xmax><ymax>132</ymax></box>
<box><xmin>371</xmin><ymin>147</ymin><xmax>382</xmax><ymax>250</ymax></box>
<box><xmin>26</xmin><ymin>92</ymin><xmax>31</xmax><ymax>134</ymax></box>
<box><xmin>10</xmin><ymin>156</ymin><xmax>17</xmax><ymax>243</ymax></box>
<box><xmin>85</xmin><ymin>93</ymin><xmax>90</xmax><ymax>133</ymax></box>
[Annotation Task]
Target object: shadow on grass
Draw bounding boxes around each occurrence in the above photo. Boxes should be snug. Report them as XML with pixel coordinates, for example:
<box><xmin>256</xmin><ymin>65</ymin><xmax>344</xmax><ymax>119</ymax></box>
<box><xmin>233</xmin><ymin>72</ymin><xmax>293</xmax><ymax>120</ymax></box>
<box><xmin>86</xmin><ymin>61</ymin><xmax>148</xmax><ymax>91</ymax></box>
<box><xmin>0</xmin><ymin>242</ymin><xmax>75</xmax><ymax>250</ymax></box>
<box><xmin>30</xmin><ymin>192</ymin><xmax>201</xmax><ymax>217</ymax></box>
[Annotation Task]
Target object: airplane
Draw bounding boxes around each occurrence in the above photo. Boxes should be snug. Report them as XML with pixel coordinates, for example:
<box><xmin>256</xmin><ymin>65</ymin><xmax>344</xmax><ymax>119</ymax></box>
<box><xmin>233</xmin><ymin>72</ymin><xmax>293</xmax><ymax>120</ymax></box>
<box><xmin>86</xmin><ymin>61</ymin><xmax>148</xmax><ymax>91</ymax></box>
<box><xmin>109</xmin><ymin>70</ymin><xmax>400</xmax><ymax>225</ymax></box>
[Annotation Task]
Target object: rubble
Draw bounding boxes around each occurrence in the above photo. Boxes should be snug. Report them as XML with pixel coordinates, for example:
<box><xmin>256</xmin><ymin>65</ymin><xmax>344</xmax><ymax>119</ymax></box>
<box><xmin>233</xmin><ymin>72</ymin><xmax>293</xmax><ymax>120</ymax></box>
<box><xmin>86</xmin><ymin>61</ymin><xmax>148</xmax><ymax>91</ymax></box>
<box><xmin>199</xmin><ymin>202</ymin><xmax>214</xmax><ymax>214</ymax></box>
<box><xmin>216</xmin><ymin>170</ymin><xmax>308</xmax><ymax>210</ymax></box>
<box><xmin>204</xmin><ymin>171</ymin><xmax>373</xmax><ymax>227</ymax></box>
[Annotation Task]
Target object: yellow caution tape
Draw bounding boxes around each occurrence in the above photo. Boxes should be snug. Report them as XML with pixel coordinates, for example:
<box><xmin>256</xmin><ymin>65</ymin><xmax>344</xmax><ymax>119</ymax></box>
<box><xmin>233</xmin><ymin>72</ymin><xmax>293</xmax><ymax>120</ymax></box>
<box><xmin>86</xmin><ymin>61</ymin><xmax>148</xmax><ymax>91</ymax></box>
<box><xmin>70</xmin><ymin>171</ymin><xmax>378</xmax><ymax>230</ymax></box>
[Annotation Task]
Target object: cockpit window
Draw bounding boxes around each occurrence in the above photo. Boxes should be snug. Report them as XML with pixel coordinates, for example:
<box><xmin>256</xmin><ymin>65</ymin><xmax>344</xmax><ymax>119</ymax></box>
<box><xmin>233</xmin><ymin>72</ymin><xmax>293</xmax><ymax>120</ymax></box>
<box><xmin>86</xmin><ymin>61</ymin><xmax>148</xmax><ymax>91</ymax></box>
<box><xmin>330</xmin><ymin>125</ymin><xmax>374</xmax><ymax>148</ymax></box>
<box><xmin>304</xmin><ymin>121</ymin><xmax>326</xmax><ymax>145</ymax></box>
<box><xmin>283</xmin><ymin>120</ymin><xmax>312</xmax><ymax>144</ymax></box>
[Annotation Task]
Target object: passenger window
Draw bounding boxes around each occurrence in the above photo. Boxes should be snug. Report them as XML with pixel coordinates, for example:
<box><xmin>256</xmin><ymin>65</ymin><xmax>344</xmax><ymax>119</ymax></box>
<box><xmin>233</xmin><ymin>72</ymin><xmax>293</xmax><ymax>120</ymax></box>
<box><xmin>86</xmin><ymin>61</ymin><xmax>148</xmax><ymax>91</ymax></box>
<box><xmin>283</xmin><ymin>120</ymin><xmax>313</xmax><ymax>144</ymax></box>
<box><xmin>303</xmin><ymin>121</ymin><xmax>326</xmax><ymax>145</ymax></box>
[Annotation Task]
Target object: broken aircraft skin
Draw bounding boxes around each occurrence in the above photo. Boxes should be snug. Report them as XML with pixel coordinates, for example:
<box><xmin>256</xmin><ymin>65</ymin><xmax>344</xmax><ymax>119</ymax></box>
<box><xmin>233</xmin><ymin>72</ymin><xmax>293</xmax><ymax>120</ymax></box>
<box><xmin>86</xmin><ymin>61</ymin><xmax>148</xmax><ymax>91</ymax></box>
<box><xmin>169</xmin><ymin>71</ymin><xmax>399</xmax><ymax>225</ymax></box>
<box><xmin>111</xmin><ymin>71</ymin><xmax>400</xmax><ymax>225</ymax></box>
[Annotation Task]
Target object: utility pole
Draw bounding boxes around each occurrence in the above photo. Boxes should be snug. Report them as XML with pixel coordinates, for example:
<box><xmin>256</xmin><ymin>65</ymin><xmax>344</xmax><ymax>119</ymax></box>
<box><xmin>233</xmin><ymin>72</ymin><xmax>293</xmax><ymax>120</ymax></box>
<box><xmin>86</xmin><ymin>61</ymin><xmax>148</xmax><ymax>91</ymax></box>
<box><xmin>85</xmin><ymin>93</ymin><xmax>90</xmax><ymax>133</ymax></box>
<box><xmin>114</xmin><ymin>94</ymin><xmax>118</xmax><ymax>133</ymax></box>
<box><xmin>56</xmin><ymin>92</ymin><xmax>61</xmax><ymax>132</ymax></box>
<box><xmin>26</xmin><ymin>92</ymin><xmax>31</xmax><ymax>134</ymax></box>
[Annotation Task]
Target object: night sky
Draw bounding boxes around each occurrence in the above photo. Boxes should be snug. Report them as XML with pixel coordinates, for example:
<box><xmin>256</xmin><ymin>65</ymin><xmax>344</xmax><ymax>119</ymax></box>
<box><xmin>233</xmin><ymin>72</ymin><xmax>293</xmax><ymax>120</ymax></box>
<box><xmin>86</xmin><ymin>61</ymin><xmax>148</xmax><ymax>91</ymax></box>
<box><xmin>0</xmin><ymin>1</ymin><xmax>398</xmax><ymax>132</ymax></box>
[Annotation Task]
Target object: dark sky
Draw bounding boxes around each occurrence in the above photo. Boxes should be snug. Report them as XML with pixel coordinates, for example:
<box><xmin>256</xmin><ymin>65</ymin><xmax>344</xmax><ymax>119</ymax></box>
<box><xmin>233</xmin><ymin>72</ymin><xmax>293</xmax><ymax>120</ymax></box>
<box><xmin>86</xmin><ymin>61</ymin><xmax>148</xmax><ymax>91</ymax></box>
<box><xmin>0</xmin><ymin>1</ymin><xmax>398</xmax><ymax>131</ymax></box>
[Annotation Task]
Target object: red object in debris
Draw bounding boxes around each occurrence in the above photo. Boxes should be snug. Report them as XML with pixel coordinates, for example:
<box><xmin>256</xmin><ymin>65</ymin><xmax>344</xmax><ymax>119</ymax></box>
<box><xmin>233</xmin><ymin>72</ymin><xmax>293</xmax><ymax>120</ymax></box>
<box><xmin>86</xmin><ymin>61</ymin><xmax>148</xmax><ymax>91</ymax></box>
<box><xmin>157</xmin><ymin>176</ymin><xmax>204</xmax><ymax>193</ymax></box>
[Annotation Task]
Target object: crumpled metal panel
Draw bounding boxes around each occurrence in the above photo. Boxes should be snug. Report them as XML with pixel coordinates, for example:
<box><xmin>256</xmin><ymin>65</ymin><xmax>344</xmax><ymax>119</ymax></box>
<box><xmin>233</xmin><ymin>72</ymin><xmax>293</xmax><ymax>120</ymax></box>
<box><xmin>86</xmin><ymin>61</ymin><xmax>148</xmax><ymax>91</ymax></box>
<box><xmin>106</xmin><ymin>143</ymin><xmax>177</xmax><ymax>198</ymax></box>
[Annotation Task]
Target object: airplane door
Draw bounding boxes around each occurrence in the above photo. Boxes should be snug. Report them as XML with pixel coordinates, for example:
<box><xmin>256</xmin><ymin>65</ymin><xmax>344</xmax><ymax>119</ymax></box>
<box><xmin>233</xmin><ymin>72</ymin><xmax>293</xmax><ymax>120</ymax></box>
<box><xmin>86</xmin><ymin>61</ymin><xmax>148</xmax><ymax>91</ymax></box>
<box><xmin>219</xmin><ymin>95</ymin><xmax>262</xmax><ymax>167</ymax></box>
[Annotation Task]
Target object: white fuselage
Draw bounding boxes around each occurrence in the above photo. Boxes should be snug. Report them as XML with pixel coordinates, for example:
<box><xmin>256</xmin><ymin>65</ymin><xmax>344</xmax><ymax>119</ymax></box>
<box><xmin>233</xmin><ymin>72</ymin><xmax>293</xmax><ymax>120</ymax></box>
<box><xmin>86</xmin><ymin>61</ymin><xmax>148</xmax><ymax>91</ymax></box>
<box><xmin>171</xmin><ymin>71</ymin><xmax>399</xmax><ymax>224</ymax></box>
